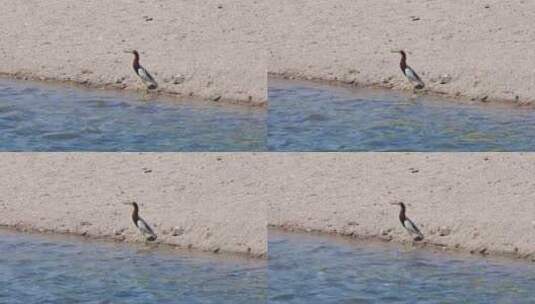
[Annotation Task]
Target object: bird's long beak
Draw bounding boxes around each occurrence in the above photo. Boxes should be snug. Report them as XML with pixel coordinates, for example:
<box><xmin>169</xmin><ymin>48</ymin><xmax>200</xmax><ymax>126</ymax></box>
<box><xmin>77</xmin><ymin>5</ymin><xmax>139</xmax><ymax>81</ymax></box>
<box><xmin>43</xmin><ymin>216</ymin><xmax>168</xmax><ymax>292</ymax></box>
<box><xmin>122</xmin><ymin>201</ymin><xmax>133</xmax><ymax>205</ymax></box>
<box><xmin>390</xmin><ymin>202</ymin><xmax>400</xmax><ymax>205</ymax></box>
<box><xmin>123</xmin><ymin>50</ymin><xmax>133</xmax><ymax>54</ymax></box>
<box><xmin>390</xmin><ymin>50</ymin><xmax>401</xmax><ymax>53</ymax></box>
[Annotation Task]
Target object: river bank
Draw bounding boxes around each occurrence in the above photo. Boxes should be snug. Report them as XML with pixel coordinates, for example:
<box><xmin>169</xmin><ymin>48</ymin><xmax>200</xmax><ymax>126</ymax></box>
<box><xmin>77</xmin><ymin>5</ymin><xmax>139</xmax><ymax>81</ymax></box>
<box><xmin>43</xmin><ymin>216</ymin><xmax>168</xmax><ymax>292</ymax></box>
<box><xmin>0</xmin><ymin>0</ymin><xmax>266</xmax><ymax>105</ymax></box>
<box><xmin>265</xmin><ymin>153</ymin><xmax>535</xmax><ymax>261</ymax></box>
<box><xmin>268</xmin><ymin>0</ymin><xmax>535</xmax><ymax>105</ymax></box>
<box><xmin>0</xmin><ymin>153</ymin><xmax>267</xmax><ymax>257</ymax></box>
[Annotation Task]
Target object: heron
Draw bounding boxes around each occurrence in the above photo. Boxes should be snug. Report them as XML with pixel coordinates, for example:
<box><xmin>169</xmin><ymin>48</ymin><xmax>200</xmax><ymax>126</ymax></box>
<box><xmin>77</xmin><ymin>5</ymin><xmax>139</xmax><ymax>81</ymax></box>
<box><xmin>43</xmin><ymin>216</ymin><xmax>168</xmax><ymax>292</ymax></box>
<box><xmin>124</xmin><ymin>201</ymin><xmax>157</xmax><ymax>241</ymax></box>
<box><xmin>391</xmin><ymin>201</ymin><xmax>424</xmax><ymax>241</ymax></box>
<box><xmin>125</xmin><ymin>50</ymin><xmax>158</xmax><ymax>90</ymax></box>
<box><xmin>391</xmin><ymin>50</ymin><xmax>425</xmax><ymax>90</ymax></box>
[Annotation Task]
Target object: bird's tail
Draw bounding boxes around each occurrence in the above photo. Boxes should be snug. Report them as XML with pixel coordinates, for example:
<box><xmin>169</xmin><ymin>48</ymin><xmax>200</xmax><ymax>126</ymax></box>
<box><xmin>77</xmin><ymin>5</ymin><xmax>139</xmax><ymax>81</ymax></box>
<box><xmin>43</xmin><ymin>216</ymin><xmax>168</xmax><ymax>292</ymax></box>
<box><xmin>414</xmin><ymin>232</ymin><xmax>424</xmax><ymax>241</ymax></box>
<box><xmin>146</xmin><ymin>234</ymin><xmax>157</xmax><ymax>241</ymax></box>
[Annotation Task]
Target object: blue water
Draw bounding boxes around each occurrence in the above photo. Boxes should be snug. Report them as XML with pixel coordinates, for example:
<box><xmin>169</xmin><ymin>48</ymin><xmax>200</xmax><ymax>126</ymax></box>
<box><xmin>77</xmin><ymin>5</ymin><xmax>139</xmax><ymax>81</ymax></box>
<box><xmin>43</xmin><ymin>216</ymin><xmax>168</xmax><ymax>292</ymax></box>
<box><xmin>4</xmin><ymin>229</ymin><xmax>534</xmax><ymax>303</ymax></box>
<box><xmin>0</xmin><ymin>80</ymin><xmax>265</xmax><ymax>151</ymax></box>
<box><xmin>0</xmin><ymin>230</ymin><xmax>266</xmax><ymax>303</ymax></box>
<box><xmin>268</xmin><ymin>79</ymin><xmax>535</xmax><ymax>151</ymax></box>
<box><xmin>269</xmin><ymin>231</ymin><xmax>535</xmax><ymax>303</ymax></box>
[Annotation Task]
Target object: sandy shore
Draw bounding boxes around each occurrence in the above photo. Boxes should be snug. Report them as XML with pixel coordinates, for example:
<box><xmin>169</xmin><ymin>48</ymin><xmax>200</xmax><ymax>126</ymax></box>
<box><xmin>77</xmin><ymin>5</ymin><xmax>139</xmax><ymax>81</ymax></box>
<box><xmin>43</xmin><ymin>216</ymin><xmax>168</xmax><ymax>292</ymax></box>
<box><xmin>268</xmin><ymin>0</ymin><xmax>535</xmax><ymax>105</ymax></box>
<box><xmin>0</xmin><ymin>0</ymin><xmax>266</xmax><ymax>105</ymax></box>
<box><xmin>265</xmin><ymin>153</ymin><xmax>535</xmax><ymax>260</ymax></box>
<box><xmin>2</xmin><ymin>153</ymin><xmax>535</xmax><ymax>260</ymax></box>
<box><xmin>0</xmin><ymin>153</ymin><xmax>267</xmax><ymax>257</ymax></box>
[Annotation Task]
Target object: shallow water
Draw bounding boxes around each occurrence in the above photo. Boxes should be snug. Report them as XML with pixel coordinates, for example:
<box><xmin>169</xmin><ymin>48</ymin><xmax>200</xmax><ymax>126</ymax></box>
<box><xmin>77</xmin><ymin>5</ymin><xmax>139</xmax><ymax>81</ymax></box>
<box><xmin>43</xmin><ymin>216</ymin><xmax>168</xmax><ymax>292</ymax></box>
<box><xmin>0</xmin><ymin>80</ymin><xmax>266</xmax><ymax>151</ymax></box>
<box><xmin>0</xmin><ymin>230</ymin><xmax>266</xmax><ymax>303</ymax></box>
<box><xmin>268</xmin><ymin>231</ymin><xmax>535</xmax><ymax>303</ymax></box>
<box><xmin>268</xmin><ymin>80</ymin><xmax>535</xmax><ymax>151</ymax></box>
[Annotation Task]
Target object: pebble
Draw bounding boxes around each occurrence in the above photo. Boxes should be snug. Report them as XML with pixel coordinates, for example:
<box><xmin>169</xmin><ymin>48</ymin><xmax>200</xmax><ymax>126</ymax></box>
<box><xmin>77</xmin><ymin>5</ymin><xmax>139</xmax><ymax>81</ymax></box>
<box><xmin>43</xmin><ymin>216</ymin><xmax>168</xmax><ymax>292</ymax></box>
<box><xmin>380</xmin><ymin>228</ymin><xmax>392</xmax><ymax>236</ymax></box>
<box><xmin>172</xmin><ymin>74</ymin><xmax>185</xmax><ymax>84</ymax></box>
<box><xmin>438</xmin><ymin>226</ymin><xmax>451</xmax><ymax>236</ymax></box>
<box><xmin>171</xmin><ymin>226</ymin><xmax>185</xmax><ymax>237</ymax></box>
<box><xmin>438</xmin><ymin>74</ymin><xmax>452</xmax><ymax>84</ymax></box>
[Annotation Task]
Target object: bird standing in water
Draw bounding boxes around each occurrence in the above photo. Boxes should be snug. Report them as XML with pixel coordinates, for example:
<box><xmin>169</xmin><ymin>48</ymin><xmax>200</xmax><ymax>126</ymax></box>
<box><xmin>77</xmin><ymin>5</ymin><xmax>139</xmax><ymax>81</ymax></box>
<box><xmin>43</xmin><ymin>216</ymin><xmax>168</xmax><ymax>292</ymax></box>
<box><xmin>391</xmin><ymin>50</ymin><xmax>425</xmax><ymax>90</ymax></box>
<box><xmin>125</xmin><ymin>50</ymin><xmax>158</xmax><ymax>90</ymax></box>
<box><xmin>391</xmin><ymin>201</ymin><xmax>424</xmax><ymax>241</ymax></box>
<box><xmin>124</xmin><ymin>201</ymin><xmax>157</xmax><ymax>241</ymax></box>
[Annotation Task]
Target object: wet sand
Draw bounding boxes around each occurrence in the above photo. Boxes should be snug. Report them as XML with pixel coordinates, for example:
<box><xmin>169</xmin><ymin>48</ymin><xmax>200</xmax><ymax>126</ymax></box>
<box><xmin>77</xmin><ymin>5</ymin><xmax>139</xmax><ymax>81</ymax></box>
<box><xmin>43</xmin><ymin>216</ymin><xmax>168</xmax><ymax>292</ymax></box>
<box><xmin>268</xmin><ymin>0</ymin><xmax>535</xmax><ymax>105</ymax></box>
<box><xmin>0</xmin><ymin>153</ymin><xmax>267</xmax><ymax>257</ymax></box>
<box><xmin>264</xmin><ymin>153</ymin><xmax>535</xmax><ymax>260</ymax></box>
<box><xmin>0</xmin><ymin>0</ymin><xmax>266</xmax><ymax>105</ymax></box>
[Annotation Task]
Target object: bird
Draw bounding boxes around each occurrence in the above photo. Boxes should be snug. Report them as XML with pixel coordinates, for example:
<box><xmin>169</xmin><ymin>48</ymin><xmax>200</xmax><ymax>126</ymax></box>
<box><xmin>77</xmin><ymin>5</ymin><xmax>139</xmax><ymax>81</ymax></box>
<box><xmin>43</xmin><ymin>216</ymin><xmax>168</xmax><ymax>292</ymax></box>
<box><xmin>124</xmin><ymin>201</ymin><xmax>157</xmax><ymax>241</ymax></box>
<box><xmin>391</xmin><ymin>50</ymin><xmax>425</xmax><ymax>90</ymax></box>
<box><xmin>391</xmin><ymin>201</ymin><xmax>424</xmax><ymax>241</ymax></box>
<box><xmin>125</xmin><ymin>50</ymin><xmax>158</xmax><ymax>90</ymax></box>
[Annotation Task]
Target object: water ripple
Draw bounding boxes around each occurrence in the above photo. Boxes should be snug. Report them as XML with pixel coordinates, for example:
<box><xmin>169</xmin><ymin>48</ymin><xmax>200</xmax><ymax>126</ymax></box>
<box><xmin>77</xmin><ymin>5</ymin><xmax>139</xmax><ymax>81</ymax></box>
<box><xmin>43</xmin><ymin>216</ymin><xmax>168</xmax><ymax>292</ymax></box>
<box><xmin>0</xmin><ymin>231</ymin><xmax>266</xmax><ymax>303</ymax></box>
<box><xmin>268</xmin><ymin>231</ymin><xmax>535</xmax><ymax>303</ymax></box>
<box><xmin>0</xmin><ymin>80</ymin><xmax>266</xmax><ymax>151</ymax></box>
<box><xmin>268</xmin><ymin>81</ymin><xmax>535</xmax><ymax>151</ymax></box>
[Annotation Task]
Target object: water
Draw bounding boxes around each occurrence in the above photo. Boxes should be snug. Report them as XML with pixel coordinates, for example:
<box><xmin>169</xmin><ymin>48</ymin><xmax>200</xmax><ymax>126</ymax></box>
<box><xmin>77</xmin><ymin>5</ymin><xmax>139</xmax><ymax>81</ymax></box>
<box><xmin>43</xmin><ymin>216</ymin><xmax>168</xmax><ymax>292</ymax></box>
<box><xmin>0</xmin><ymin>230</ymin><xmax>266</xmax><ymax>303</ymax></box>
<box><xmin>269</xmin><ymin>231</ymin><xmax>535</xmax><ymax>303</ymax></box>
<box><xmin>268</xmin><ymin>79</ymin><xmax>535</xmax><ymax>151</ymax></box>
<box><xmin>0</xmin><ymin>80</ymin><xmax>266</xmax><ymax>151</ymax></box>
<box><xmin>4</xmin><ymin>230</ymin><xmax>535</xmax><ymax>303</ymax></box>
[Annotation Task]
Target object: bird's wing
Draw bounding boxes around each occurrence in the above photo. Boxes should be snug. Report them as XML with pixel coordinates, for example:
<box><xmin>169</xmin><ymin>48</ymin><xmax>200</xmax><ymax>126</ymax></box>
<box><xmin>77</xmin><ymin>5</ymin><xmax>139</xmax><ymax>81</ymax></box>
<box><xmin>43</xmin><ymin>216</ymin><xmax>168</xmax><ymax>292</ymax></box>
<box><xmin>404</xmin><ymin>218</ymin><xmax>423</xmax><ymax>237</ymax></box>
<box><xmin>137</xmin><ymin>67</ymin><xmax>157</xmax><ymax>85</ymax></box>
<box><xmin>137</xmin><ymin>218</ymin><xmax>156</xmax><ymax>236</ymax></box>
<box><xmin>404</xmin><ymin>67</ymin><xmax>424</xmax><ymax>85</ymax></box>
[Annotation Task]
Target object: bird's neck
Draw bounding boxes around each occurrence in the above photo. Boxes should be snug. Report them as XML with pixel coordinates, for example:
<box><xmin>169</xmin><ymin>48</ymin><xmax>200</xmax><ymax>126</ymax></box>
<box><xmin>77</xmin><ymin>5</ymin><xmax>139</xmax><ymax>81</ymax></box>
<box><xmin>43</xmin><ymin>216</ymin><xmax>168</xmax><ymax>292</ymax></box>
<box><xmin>132</xmin><ymin>205</ymin><xmax>139</xmax><ymax>223</ymax></box>
<box><xmin>399</xmin><ymin>205</ymin><xmax>406</xmax><ymax>222</ymax></box>
<box><xmin>133</xmin><ymin>54</ymin><xmax>140</xmax><ymax>70</ymax></box>
<box><xmin>400</xmin><ymin>56</ymin><xmax>407</xmax><ymax>71</ymax></box>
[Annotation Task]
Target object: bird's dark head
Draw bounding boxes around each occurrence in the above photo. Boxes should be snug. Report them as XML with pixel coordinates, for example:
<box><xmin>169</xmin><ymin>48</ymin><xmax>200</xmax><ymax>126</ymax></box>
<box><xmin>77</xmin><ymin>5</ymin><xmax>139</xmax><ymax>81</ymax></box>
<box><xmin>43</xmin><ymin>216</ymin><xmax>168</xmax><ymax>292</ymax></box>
<box><xmin>391</xmin><ymin>50</ymin><xmax>406</xmax><ymax>57</ymax></box>
<box><xmin>123</xmin><ymin>201</ymin><xmax>138</xmax><ymax>208</ymax></box>
<box><xmin>124</xmin><ymin>50</ymin><xmax>139</xmax><ymax>57</ymax></box>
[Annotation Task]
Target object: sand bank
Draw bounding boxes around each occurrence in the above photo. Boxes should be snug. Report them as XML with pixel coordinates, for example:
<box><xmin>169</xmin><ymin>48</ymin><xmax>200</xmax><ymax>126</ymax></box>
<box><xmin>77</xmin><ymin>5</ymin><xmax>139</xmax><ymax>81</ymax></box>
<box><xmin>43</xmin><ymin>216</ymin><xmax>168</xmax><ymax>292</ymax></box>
<box><xmin>0</xmin><ymin>0</ymin><xmax>266</xmax><ymax>105</ymax></box>
<box><xmin>265</xmin><ymin>153</ymin><xmax>535</xmax><ymax>260</ymax></box>
<box><xmin>268</xmin><ymin>0</ymin><xmax>535</xmax><ymax>105</ymax></box>
<box><xmin>0</xmin><ymin>153</ymin><xmax>266</xmax><ymax>257</ymax></box>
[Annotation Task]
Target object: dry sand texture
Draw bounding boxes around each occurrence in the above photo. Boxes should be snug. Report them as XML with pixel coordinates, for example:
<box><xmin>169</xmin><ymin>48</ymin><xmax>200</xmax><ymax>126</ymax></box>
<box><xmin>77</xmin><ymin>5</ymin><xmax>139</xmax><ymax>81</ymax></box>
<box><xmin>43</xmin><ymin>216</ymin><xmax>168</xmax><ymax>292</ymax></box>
<box><xmin>265</xmin><ymin>153</ymin><xmax>535</xmax><ymax>260</ymax></box>
<box><xmin>268</xmin><ymin>0</ymin><xmax>535</xmax><ymax>104</ymax></box>
<box><xmin>0</xmin><ymin>153</ymin><xmax>267</xmax><ymax>257</ymax></box>
<box><xmin>0</xmin><ymin>0</ymin><xmax>266</xmax><ymax>105</ymax></box>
